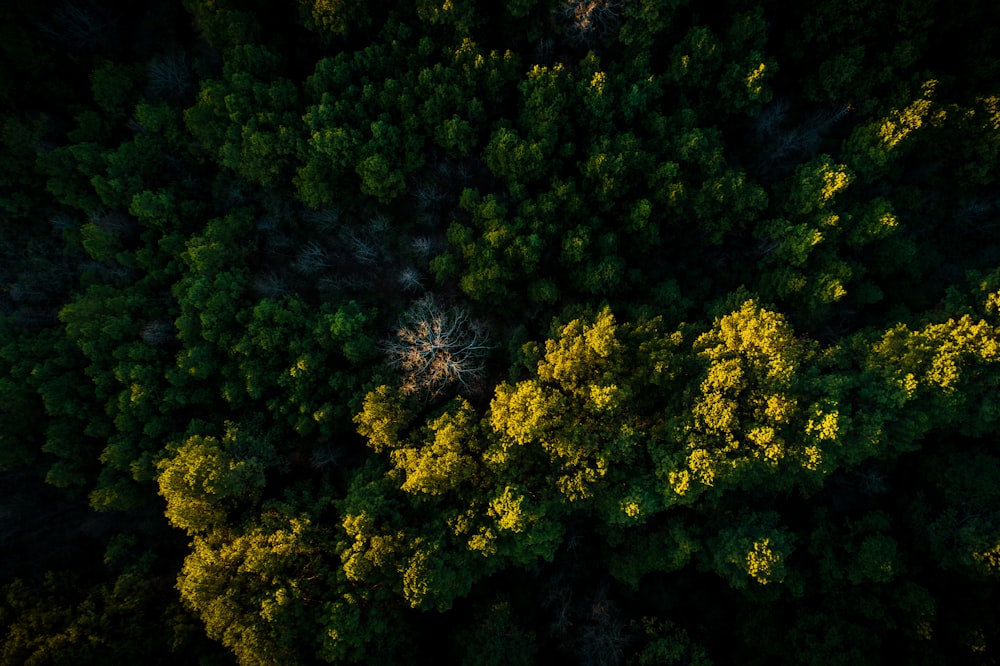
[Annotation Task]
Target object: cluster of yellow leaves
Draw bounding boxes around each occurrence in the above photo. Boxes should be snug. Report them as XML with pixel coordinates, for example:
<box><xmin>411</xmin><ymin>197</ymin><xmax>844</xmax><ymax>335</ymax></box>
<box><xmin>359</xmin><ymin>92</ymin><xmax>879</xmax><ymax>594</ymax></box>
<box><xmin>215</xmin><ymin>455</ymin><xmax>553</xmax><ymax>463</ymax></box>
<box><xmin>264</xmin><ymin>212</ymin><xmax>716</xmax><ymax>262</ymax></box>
<box><xmin>671</xmin><ymin>300</ymin><xmax>810</xmax><ymax>497</ymax></box>
<box><xmin>873</xmin><ymin>315</ymin><xmax>999</xmax><ymax>398</ymax></box>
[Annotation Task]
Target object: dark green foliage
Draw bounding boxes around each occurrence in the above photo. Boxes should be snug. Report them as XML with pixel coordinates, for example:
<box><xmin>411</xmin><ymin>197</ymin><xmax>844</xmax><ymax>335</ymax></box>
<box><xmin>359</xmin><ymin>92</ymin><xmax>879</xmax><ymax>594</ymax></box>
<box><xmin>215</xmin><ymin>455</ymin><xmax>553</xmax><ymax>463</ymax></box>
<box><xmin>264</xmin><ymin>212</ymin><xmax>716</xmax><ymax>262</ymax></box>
<box><xmin>2</xmin><ymin>0</ymin><xmax>1000</xmax><ymax>663</ymax></box>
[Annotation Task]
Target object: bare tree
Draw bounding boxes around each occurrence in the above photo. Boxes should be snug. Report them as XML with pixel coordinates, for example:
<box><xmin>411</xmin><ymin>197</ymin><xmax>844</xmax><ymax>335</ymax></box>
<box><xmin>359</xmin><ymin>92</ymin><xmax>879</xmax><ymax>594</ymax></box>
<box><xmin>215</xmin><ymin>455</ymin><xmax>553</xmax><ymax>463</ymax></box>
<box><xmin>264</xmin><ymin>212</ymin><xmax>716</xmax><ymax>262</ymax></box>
<box><xmin>578</xmin><ymin>585</ymin><xmax>629</xmax><ymax>666</ymax></box>
<box><xmin>256</xmin><ymin>215</ymin><xmax>280</xmax><ymax>234</ymax></box>
<box><xmin>147</xmin><ymin>50</ymin><xmax>191</xmax><ymax>100</ymax></box>
<box><xmin>535</xmin><ymin>37</ymin><xmax>556</xmax><ymax>65</ymax></box>
<box><xmin>252</xmin><ymin>271</ymin><xmax>290</xmax><ymax>300</ymax></box>
<box><xmin>560</xmin><ymin>0</ymin><xmax>627</xmax><ymax>47</ymax></box>
<box><xmin>293</xmin><ymin>241</ymin><xmax>332</xmax><ymax>274</ymax></box>
<box><xmin>140</xmin><ymin>319</ymin><xmax>176</xmax><ymax>347</ymax></box>
<box><xmin>412</xmin><ymin>182</ymin><xmax>447</xmax><ymax>209</ymax></box>
<box><xmin>753</xmin><ymin>100</ymin><xmax>855</xmax><ymax>178</ymax></box>
<box><xmin>367</xmin><ymin>213</ymin><xmax>391</xmax><ymax>235</ymax></box>
<box><xmin>89</xmin><ymin>209</ymin><xmax>137</xmax><ymax>238</ymax></box>
<box><xmin>342</xmin><ymin>228</ymin><xmax>380</xmax><ymax>265</ymax></box>
<box><xmin>397</xmin><ymin>267</ymin><xmax>424</xmax><ymax>292</ymax></box>
<box><xmin>752</xmin><ymin>97</ymin><xmax>791</xmax><ymax>142</ymax></box>
<box><xmin>49</xmin><ymin>212</ymin><xmax>77</xmax><ymax>232</ymax></box>
<box><xmin>383</xmin><ymin>294</ymin><xmax>491</xmax><ymax>397</ymax></box>
<box><xmin>453</xmin><ymin>159</ymin><xmax>474</xmax><ymax>184</ymax></box>
<box><xmin>224</xmin><ymin>183</ymin><xmax>248</xmax><ymax>207</ymax></box>
<box><xmin>310</xmin><ymin>446</ymin><xmax>343</xmax><ymax>469</ymax></box>
<box><xmin>410</xmin><ymin>236</ymin><xmax>435</xmax><ymax>257</ymax></box>
<box><xmin>541</xmin><ymin>572</ymin><xmax>575</xmax><ymax>636</ymax></box>
<box><xmin>302</xmin><ymin>207</ymin><xmax>341</xmax><ymax>234</ymax></box>
<box><xmin>320</xmin><ymin>274</ymin><xmax>372</xmax><ymax>294</ymax></box>
<box><xmin>35</xmin><ymin>0</ymin><xmax>116</xmax><ymax>50</ymax></box>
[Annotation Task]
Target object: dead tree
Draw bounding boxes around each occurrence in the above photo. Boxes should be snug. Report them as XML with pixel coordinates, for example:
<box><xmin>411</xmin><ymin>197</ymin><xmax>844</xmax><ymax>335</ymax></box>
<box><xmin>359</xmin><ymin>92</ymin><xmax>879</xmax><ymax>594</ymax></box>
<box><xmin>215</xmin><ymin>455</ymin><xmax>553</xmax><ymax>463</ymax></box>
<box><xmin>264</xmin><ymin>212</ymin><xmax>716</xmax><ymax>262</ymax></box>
<box><xmin>383</xmin><ymin>294</ymin><xmax>491</xmax><ymax>397</ymax></box>
<box><xmin>560</xmin><ymin>0</ymin><xmax>627</xmax><ymax>47</ymax></box>
<box><xmin>146</xmin><ymin>50</ymin><xmax>191</xmax><ymax>100</ymax></box>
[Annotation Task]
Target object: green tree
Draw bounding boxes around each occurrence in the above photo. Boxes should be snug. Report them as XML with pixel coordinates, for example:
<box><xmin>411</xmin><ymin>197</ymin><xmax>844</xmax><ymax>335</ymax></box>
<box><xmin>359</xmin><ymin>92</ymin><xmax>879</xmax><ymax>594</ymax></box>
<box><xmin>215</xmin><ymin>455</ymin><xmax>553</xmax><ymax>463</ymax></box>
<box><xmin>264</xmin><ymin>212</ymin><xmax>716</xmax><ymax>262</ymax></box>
<box><xmin>156</xmin><ymin>427</ymin><xmax>274</xmax><ymax>535</ymax></box>
<box><xmin>454</xmin><ymin>599</ymin><xmax>537</xmax><ymax>666</ymax></box>
<box><xmin>177</xmin><ymin>508</ymin><xmax>336</xmax><ymax>665</ymax></box>
<box><xmin>706</xmin><ymin>511</ymin><xmax>796</xmax><ymax>590</ymax></box>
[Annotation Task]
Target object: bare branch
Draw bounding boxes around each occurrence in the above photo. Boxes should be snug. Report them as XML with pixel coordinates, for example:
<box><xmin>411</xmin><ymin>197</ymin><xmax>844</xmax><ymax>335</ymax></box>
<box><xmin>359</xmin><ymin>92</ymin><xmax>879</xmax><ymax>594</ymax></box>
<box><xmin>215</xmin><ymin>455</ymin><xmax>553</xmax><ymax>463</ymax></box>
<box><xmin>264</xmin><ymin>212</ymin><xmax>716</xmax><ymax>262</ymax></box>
<box><xmin>383</xmin><ymin>294</ymin><xmax>491</xmax><ymax>397</ymax></box>
<box><xmin>561</xmin><ymin>0</ymin><xmax>626</xmax><ymax>47</ymax></box>
<box><xmin>252</xmin><ymin>271</ymin><xmax>290</xmax><ymax>299</ymax></box>
<box><xmin>293</xmin><ymin>241</ymin><xmax>332</xmax><ymax>274</ymax></box>
<box><xmin>397</xmin><ymin>267</ymin><xmax>424</xmax><ymax>292</ymax></box>
<box><xmin>367</xmin><ymin>213</ymin><xmax>391</xmax><ymax>236</ymax></box>
<box><xmin>35</xmin><ymin>0</ymin><xmax>116</xmax><ymax>50</ymax></box>
<box><xmin>147</xmin><ymin>50</ymin><xmax>191</xmax><ymax>100</ymax></box>
<box><xmin>341</xmin><ymin>227</ymin><xmax>382</xmax><ymax>266</ymax></box>
<box><xmin>310</xmin><ymin>446</ymin><xmax>343</xmax><ymax>469</ymax></box>
<box><xmin>302</xmin><ymin>207</ymin><xmax>341</xmax><ymax>234</ymax></box>
<box><xmin>140</xmin><ymin>319</ymin><xmax>176</xmax><ymax>346</ymax></box>
<box><xmin>410</xmin><ymin>236</ymin><xmax>435</xmax><ymax>257</ymax></box>
<box><xmin>412</xmin><ymin>182</ymin><xmax>447</xmax><ymax>208</ymax></box>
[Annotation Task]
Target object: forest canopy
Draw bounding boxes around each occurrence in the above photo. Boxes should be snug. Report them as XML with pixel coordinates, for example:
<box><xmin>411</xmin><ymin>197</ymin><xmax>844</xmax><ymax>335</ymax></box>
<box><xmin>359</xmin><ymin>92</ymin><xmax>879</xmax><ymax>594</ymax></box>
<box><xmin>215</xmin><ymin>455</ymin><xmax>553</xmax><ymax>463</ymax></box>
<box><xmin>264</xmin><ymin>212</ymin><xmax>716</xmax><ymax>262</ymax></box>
<box><xmin>2</xmin><ymin>0</ymin><xmax>1000</xmax><ymax>663</ymax></box>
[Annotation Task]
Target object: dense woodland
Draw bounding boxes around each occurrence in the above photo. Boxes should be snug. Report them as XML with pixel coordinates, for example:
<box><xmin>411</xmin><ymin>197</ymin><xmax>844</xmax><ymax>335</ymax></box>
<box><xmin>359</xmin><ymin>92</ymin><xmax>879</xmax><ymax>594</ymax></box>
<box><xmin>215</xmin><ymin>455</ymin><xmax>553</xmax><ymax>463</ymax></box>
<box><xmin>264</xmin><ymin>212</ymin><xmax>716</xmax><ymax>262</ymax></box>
<box><xmin>2</xmin><ymin>0</ymin><xmax>1000</xmax><ymax>663</ymax></box>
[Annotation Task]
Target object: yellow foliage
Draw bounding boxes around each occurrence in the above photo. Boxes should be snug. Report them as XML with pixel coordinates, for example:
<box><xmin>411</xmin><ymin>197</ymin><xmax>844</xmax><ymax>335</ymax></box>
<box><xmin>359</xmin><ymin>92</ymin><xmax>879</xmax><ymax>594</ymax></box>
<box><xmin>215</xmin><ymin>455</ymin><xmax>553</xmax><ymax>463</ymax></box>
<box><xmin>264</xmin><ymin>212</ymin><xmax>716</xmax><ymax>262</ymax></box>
<box><xmin>696</xmin><ymin>300</ymin><xmax>803</xmax><ymax>384</ymax></box>
<box><xmin>973</xmin><ymin>542</ymin><xmax>1000</xmax><ymax>575</ymax></box>
<box><xmin>555</xmin><ymin>461</ymin><xmax>605</xmax><ymax>501</ymax></box>
<box><xmin>803</xmin><ymin>445</ymin><xmax>823</xmax><ymax>470</ymax></box>
<box><xmin>537</xmin><ymin>307</ymin><xmax>621</xmax><ymax>389</ymax></box>
<box><xmin>489</xmin><ymin>380</ymin><xmax>561</xmax><ymax>446</ymax></box>
<box><xmin>805</xmin><ymin>408</ymin><xmax>839</xmax><ymax>441</ymax></box>
<box><xmin>669</xmin><ymin>469</ymin><xmax>692</xmax><ymax>496</ymax></box>
<box><xmin>341</xmin><ymin>512</ymin><xmax>402</xmax><ymax>582</ymax></box>
<box><xmin>489</xmin><ymin>487</ymin><xmax>528</xmax><ymax>533</ymax></box>
<box><xmin>874</xmin><ymin>315</ymin><xmax>999</xmax><ymax>395</ymax></box>
<box><xmin>621</xmin><ymin>498</ymin><xmax>642</xmax><ymax>519</ymax></box>
<box><xmin>590</xmin><ymin>70</ymin><xmax>607</xmax><ymax>96</ymax></box>
<box><xmin>402</xmin><ymin>544</ymin><xmax>434</xmax><ymax>608</ymax></box>
<box><xmin>878</xmin><ymin>80</ymin><xmax>943</xmax><ymax>151</ymax></box>
<box><xmin>745</xmin><ymin>62</ymin><xmax>767</xmax><ymax>96</ymax></box>
<box><xmin>467</xmin><ymin>528</ymin><xmax>497</xmax><ymax>555</ymax></box>
<box><xmin>588</xmin><ymin>383</ymin><xmax>620</xmax><ymax>410</ymax></box>
<box><xmin>745</xmin><ymin>538</ymin><xmax>784</xmax><ymax>584</ymax></box>
<box><xmin>393</xmin><ymin>399</ymin><xmax>477</xmax><ymax>495</ymax></box>
<box><xmin>687</xmin><ymin>448</ymin><xmax>716</xmax><ymax>487</ymax></box>
<box><xmin>764</xmin><ymin>394</ymin><xmax>797</xmax><ymax>424</ymax></box>
<box><xmin>986</xmin><ymin>289</ymin><xmax>1000</xmax><ymax>316</ymax></box>
<box><xmin>820</xmin><ymin>164</ymin><xmax>851</xmax><ymax>202</ymax></box>
<box><xmin>746</xmin><ymin>425</ymin><xmax>773</xmax><ymax>444</ymax></box>
<box><xmin>702</xmin><ymin>357</ymin><xmax>745</xmax><ymax>392</ymax></box>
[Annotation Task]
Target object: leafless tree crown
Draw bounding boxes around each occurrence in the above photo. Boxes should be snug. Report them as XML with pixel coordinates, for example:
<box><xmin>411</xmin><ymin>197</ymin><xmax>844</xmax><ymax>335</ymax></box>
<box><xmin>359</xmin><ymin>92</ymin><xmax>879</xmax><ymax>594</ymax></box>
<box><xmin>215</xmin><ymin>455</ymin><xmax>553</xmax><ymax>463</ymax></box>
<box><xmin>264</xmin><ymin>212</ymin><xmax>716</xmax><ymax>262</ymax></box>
<box><xmin>397</xmin><ymin>267</ymin><xmax>424</xmax><ymax>292</ymax></box>
<box><xmin>146</xmin><ymin>50</ymin><xmax>191</xmax><ymax>100</ymax></box>
<box><xmin>140</xmin><ymin>319</ymin><xmax>177</xmax><ymax>347</ymax></box>
<box><xmin>562</xmin><ymin>0</ymin><xmax>627</xmax><ymax>46</ymax></box>
<box><xmin>384</xmin><ymin>295</ymin><xmax>491</xmax><ymax>397</ymax></box>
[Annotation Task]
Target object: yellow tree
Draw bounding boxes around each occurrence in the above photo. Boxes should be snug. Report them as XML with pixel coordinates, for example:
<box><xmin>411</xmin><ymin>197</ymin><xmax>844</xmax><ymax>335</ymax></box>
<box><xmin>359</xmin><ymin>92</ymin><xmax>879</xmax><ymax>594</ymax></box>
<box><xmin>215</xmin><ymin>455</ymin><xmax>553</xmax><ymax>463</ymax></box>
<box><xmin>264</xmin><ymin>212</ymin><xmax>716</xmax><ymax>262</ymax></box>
<box><xmin>663</xmin><ymin>300</ymin><xmax>823</xmax><ymax>501</ymax></box>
